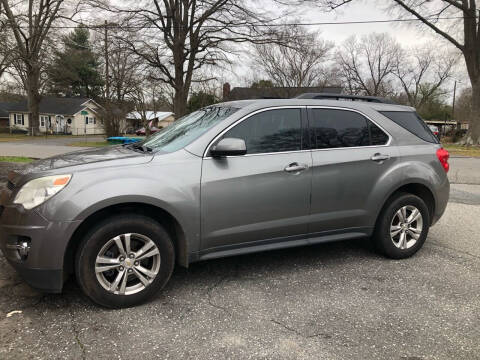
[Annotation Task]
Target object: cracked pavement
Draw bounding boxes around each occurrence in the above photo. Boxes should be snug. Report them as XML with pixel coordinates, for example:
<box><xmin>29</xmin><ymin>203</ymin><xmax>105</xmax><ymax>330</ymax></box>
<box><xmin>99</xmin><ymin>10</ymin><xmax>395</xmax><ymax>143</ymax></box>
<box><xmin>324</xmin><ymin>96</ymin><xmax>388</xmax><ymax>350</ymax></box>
<box><xmin>0</xmin><ymin>159</ymin><xmax>479</xmax><ymax>359</ymax></box>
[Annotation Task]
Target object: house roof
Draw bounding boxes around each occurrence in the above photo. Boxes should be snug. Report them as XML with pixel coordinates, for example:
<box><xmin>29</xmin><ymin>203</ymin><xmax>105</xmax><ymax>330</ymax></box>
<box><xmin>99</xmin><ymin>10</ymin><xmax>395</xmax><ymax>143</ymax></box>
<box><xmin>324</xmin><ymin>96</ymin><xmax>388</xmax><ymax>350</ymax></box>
<box><xmin>127</xmin><ymin>111</ymin><xmax>174</xmax><ymax>121</ymax></box>
<box><xmin>225</xmin><ymin>86</ymin><xmax>343</xmax><ymax>101</ymax></box>
<box><xmin>7</xmin><ymin>97</ymin><xmax>92</xmax><ymax>116</ymax></box>
<box><xmin>0</xmin><ymin>102</ymin><xmax>15</xmax><ymax>118</ymax></box>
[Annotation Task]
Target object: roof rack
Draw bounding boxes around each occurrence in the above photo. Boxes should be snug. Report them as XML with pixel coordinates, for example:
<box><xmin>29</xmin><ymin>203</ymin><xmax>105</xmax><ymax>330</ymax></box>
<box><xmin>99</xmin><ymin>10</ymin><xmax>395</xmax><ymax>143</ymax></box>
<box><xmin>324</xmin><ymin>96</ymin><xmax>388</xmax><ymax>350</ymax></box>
<box><xmin>294</xmin><ymin>93</ymin><xmax>396</xmax><ymax>104</ymax></box>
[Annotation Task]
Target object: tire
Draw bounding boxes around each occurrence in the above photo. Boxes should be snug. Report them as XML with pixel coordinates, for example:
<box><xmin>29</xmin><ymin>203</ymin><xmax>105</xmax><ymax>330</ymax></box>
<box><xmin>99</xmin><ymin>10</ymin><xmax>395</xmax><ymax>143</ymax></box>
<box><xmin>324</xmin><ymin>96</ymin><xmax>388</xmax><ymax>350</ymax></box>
<box><xmin>75</xmin><ymin>214</ymin><xmax>175</xmax><ymax>308</ymax></box>
<box><xmin>373</xmin><ymin>192</ymin><xmax>430</xmax><ymax>259</ymax></box>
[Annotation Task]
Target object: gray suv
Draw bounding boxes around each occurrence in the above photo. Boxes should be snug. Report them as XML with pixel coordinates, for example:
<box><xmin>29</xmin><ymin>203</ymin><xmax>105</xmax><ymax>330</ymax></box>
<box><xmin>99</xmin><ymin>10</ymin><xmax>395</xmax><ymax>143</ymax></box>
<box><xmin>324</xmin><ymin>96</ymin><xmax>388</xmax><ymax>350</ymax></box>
<box><xmin>0</xmin><ymin>97</ymin><xmax>450</xmax><ymax>308</ymax></box>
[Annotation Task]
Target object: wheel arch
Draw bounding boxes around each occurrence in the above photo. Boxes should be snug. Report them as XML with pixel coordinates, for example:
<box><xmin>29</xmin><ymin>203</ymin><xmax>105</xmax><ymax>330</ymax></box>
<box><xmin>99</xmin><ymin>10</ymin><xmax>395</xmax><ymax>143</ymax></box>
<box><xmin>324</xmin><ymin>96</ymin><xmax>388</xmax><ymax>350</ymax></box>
<box><xmin>375</xmin><ymin>182</ymin><xmax>436</xmax><ymax>227</ymax></box>
<box><xmin>64</xmin><ymin>202</ymin><xmax>189</xmax><ymax>276</ymax></box>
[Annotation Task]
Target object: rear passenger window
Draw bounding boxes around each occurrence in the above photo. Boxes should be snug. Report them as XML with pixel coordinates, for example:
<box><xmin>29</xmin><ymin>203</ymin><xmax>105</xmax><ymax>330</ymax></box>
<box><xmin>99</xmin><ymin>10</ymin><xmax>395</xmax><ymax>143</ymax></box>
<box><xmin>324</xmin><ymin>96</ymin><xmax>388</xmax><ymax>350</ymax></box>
<box><xmin>380</xmin><ymin>111</ymin><xmax>437</xmax><ymax>143</ymax></box>
<box><xmin>370</xmin><ymin>122</ymin><xmax>389</xmax><ymax>145</ymax></box>
<box><xmin>311</xmin><ymin>109</ymin><xmax>372</xmax><ymax>149</ymax></box>
<box><xmin>224</xmin><ymin>108</ymin><xmax>302</xmax><ymax>154</ymax></box>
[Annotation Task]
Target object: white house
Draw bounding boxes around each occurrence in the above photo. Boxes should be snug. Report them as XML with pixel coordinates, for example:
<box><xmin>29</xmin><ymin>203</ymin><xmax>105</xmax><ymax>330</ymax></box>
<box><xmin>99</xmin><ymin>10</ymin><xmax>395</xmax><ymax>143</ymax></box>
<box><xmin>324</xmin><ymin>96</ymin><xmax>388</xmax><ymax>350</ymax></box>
<box><xmin>125</xmin><ymin>111</ymin><xmax>175</xmax><ymax>131</ymax></box>
<box><xmin>8</xmin><ymin>97</ymin><xmax>104</xmax><ymax>135</ymax></box>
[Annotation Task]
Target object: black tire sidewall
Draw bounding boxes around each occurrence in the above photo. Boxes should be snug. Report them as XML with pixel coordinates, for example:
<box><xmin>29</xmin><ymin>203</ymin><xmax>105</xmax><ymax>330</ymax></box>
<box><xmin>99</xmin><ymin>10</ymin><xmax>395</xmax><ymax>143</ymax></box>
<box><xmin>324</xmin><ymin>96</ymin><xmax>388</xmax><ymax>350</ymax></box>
<box><xmin>375</xmin><ymin>193</ymin><xmax>430</xmax><ymax>259</ymax></box>
<box><xmin>75</xmin><ymin>214</ymin><xmax>175</xmax><ymax>308</ymax></box>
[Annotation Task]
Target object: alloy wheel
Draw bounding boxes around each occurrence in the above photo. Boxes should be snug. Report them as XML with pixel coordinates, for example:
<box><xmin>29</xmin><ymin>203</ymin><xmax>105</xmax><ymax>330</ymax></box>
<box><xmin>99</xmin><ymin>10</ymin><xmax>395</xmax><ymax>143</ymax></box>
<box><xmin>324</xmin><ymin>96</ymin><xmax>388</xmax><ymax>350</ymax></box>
<box><xmin>390</xmin><ymin>205</ymin><xmax>423</xmax><ymax>250</ymax></box>
<box><xmin>95</xmin><ymin>233</ymin><xmax>161</xmax><ymax>295</ymax></box>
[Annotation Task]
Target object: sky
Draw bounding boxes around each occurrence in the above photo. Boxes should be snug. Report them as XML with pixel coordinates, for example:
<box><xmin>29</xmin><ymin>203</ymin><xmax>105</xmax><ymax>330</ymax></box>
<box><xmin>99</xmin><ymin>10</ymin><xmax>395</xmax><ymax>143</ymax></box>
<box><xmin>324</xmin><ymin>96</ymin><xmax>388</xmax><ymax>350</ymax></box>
<box><xmin>225</xmin><ymin>0</ymin><xmax>468</xmax><ymax>94</ymax></box>
<box><xmin>300</xmin><ymin>2</ymin><xmax>426</xmax><ymax>45</ymax></box>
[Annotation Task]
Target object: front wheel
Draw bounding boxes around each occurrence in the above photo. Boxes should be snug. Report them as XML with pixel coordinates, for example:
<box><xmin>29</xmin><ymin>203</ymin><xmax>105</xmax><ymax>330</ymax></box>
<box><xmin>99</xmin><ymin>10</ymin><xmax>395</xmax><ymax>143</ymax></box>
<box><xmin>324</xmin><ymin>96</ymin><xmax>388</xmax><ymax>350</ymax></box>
<box><xmin>373</xmin><ymin>193</ymin><xmax>430</xmax><ymax>259</ymax></box>
<box><xmin>75</xmin><ymin>214</ymin><xmax>175</xmax><ymax>308</ymax></box>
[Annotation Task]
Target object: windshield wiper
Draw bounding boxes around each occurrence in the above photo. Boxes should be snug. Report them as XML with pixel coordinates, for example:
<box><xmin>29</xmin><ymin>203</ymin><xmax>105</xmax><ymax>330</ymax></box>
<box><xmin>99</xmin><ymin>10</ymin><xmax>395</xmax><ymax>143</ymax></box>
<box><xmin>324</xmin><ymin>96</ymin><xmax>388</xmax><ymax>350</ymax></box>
<box><xmin>125</xmin><ymin>143</ymin><xmax>153</xmax><ymax>153</ymax></box>
<box><xmin>133</xmin><ymin>144</ymin><xmax>153</xmax><ymax>153</ymax></box>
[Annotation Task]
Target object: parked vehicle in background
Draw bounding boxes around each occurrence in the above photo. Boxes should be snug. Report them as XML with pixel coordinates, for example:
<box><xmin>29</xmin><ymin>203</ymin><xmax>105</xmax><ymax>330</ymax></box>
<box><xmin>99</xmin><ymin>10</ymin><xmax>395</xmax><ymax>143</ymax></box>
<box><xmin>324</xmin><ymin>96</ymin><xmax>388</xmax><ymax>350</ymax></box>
<box><xmin>428</xmin><ymin>124</ymin><xmax>440</xmax><ymax>139</ymax></box>
<box><xmin>135</xmin><ymin>126</ymin><xmax>161</xmax><ymax>136</ymax></box>
<box><xmin>124</xmin><ymin>127</ymin><xmax>136</xmax><ymax>135</ymax></box>
<box><xmin>1</xmin><ymin>95</ymin><xmax>450</xmax><ymax>308</ymax></box>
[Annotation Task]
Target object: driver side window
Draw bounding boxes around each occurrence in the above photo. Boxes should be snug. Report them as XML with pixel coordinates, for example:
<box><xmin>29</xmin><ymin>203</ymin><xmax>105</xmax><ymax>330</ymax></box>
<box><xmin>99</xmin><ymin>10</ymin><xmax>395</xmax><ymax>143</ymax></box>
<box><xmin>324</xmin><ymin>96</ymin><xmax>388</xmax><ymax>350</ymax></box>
<box><xmin>223</xmin><ymin>108</ymin><xmax>302</xmax><ymax>155</ymax></box>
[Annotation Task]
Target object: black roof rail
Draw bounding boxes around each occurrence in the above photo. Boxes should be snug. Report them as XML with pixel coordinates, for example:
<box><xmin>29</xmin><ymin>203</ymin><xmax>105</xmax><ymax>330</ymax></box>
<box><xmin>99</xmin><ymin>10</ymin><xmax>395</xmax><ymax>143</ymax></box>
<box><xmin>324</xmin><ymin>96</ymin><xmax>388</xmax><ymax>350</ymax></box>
<box><xmin>294</xmin><ymin>93</ymin><xmax>396</xmax><ymax>104</ymax></box>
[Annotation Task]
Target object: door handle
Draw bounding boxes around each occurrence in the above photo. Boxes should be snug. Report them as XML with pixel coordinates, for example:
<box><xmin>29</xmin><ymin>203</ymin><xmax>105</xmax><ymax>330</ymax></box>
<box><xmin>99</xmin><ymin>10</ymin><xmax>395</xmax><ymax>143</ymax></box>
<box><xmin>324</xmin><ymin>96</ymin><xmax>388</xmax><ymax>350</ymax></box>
<box><xmin>371</xmin><ymin>153</ymin><xmax>390</xmax><ymax>162</ymax></box>
<box><xmin>284</xmin><ymin>162</ymin><xmax>308</xmax><ymax>173</ymax></box>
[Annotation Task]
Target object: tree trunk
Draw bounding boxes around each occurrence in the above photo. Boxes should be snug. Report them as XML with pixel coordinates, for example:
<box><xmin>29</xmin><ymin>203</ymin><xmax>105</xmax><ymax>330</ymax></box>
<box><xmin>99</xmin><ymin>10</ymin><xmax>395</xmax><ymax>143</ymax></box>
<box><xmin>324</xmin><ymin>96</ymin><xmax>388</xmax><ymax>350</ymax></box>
<box><xmin>26</xmin><ymin>67</ymin><xmax>41</xmax><ymax>136</ymax></box>
<box><xmin>145</xmin><ymin>121</ymin><xmax>151</xmax><ymax>137</ymax></box>
<box><xmin>465</xmin><ymin>79</ymin><xmax>480</xmax><ymax>145</ymax></box>
<box><xmin>173</xmin><ymin>88</ymin><xmax>188</xmax><ymax>118</ymax></box>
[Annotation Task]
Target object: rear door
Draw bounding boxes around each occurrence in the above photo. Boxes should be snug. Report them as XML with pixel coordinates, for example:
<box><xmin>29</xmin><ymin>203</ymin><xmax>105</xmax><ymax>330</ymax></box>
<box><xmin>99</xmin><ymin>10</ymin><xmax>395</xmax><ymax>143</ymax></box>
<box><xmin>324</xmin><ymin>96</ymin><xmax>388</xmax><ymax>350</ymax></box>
<box><xmin>308</xmin><ymin>107</ymin><xmax>397</xmax><ymax>234</ymax></box>
<box><xmin>200</xmin><ymin>107</ymin><xmax>312</xmax><ymax>251</ymax></box>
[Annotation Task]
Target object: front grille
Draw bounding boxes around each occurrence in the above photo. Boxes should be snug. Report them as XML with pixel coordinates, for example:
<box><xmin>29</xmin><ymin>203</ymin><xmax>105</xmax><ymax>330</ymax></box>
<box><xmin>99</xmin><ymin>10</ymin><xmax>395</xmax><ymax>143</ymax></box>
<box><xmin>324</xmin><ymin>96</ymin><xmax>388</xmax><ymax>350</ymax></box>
<box><xmin>6</xmin><ymin>181</ymin><xmax>15</xmax><ymax>191</ymax></box>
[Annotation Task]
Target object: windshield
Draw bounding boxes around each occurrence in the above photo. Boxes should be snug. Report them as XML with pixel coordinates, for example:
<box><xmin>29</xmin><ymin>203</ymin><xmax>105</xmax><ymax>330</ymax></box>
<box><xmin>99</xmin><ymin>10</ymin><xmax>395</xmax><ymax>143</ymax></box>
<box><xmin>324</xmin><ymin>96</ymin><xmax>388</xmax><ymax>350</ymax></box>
<box><xmin>137</xmin><ymin>106</ymin><xmax>239</xmax><ymax>153</ymax></box>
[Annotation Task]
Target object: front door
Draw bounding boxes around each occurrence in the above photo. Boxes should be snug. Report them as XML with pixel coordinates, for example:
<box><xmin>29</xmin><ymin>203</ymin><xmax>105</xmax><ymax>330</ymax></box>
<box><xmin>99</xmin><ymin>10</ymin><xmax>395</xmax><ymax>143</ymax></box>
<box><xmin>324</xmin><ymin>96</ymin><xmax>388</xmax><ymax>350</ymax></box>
<box><xmin>200</xmin><ymin>108</ymin><xmax>312</xmax><ymax>251</ymax></box>
<box><xmin>308</xmin><ymin>107</ymin><xmax>397</xmax><ymax>234</ymax></box>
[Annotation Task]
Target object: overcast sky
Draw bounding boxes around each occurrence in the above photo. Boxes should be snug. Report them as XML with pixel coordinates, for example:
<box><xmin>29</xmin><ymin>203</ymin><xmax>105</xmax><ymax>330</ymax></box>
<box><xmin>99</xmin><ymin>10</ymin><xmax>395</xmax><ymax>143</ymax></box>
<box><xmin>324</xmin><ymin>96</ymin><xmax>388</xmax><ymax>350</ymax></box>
<box><xmin>300</xmin><ymin>2</ymin><xmax>427</xmax><ymax>45</ymax></box>
<box><xmin>224</xmin><ymin>0</ymin><xmax>467</xmax><ymax>93</ymax></box>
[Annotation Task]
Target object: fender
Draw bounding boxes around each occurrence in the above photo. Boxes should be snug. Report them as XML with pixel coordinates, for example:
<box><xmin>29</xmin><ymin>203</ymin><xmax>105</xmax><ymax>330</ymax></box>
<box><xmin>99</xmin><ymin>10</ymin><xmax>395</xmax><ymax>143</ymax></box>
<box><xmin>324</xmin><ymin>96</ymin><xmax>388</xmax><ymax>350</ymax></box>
<box><xmin>368</xmin><ymin>158</ymin><xmax>442</xmax><ymax>226</ymax></box>
<box><xmin>36</xmin><ymin>151</ymin><xmax>203</xmax><ymax>264</ymax></box>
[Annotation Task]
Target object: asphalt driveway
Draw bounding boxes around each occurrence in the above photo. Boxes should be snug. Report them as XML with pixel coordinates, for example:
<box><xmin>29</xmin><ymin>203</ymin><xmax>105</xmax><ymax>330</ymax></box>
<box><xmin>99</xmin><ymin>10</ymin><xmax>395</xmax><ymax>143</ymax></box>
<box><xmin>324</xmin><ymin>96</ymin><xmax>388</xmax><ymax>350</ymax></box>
<box><xmin>0</xmin><ymin>159</ymin><xmax>479</xmax><ymax>359</ymax></box>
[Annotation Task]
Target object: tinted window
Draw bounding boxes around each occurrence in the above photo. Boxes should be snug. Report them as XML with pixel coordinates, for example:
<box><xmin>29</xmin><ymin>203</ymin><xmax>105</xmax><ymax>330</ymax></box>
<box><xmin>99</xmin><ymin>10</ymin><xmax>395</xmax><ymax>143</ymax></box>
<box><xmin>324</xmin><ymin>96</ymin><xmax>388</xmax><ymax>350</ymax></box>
<box><xmin>380</xmin><ymin>111</ymin><xmax>437</xmax><ymax>143</ymax></box>
<box><xmin>311</xmin><ymin>109</ymin><xmax>370</xmax><ymax>149</ymax></box>
<box><xmin>370</xmin><ymin>121</ymin><xmax>389</xmax><ymax>145</ymax></box>
<box><xmin>222</xmin><ymin>109</ymin><xmax>302</xmax><ymax>154</ymax></box>
<box><xmin>141</xmin><ymin>106</ymin><xmax>238</xmax><ymax>153</ymax></box>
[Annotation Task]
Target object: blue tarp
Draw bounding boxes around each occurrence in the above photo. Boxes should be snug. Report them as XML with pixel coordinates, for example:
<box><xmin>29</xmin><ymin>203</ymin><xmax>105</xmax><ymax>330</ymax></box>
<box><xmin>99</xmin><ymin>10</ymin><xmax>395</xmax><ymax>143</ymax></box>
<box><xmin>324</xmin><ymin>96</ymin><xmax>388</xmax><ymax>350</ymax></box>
<box><xmin>107</xmin><ymin>137</ymin><xmax>142</xmax><ymax>144</ymax></box>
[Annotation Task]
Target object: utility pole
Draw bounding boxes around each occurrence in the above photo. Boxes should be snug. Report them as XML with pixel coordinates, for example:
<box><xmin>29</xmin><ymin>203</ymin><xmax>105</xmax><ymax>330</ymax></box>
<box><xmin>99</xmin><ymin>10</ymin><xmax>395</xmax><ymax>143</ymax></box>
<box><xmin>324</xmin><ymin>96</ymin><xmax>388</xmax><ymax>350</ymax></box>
<box><xmin>104</xmin><ymin>20</ymin><xmax>110</xmax><ymax>100</ymax></box>
<box><xmin>452</xmin><ymin>80</ymin><xmax>457</xmax><ymax>130</ymax></box>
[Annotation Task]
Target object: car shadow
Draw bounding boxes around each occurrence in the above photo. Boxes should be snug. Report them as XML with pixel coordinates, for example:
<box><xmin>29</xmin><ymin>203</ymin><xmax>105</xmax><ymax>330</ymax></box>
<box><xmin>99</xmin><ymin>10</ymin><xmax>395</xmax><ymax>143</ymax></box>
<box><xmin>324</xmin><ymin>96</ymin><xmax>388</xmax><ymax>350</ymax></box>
<box><xmin>1</xmin><ymin>237</ymin><xmax>380</xmax><ymax>311</ymax></box>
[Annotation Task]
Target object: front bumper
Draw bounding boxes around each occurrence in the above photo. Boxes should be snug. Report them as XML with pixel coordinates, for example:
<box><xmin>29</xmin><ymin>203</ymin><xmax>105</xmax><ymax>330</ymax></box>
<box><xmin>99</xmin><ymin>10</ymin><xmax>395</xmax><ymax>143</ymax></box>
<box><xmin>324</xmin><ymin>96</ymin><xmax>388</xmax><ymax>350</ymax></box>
<box><xmin>0</xmin><ymin>189</ymin><xmax>81</xmax><ymax>293</ymax></box>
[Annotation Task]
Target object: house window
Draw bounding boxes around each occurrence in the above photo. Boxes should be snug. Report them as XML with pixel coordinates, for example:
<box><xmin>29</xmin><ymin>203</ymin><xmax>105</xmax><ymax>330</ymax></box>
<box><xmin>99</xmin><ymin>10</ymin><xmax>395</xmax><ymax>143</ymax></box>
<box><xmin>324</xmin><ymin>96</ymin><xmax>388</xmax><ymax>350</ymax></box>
<box><xmin>40</xmin><ymin>115</ymin><xmax>49</xmax><ymax>127</ymax></box>
<box><xmin>85</xmin><ymin>116</ymin><xmax>95</xmax><ymax>125</ymax></box>
<box><xmin>14</xmin><ymin>114</ymin><xmax>24</xmax><ymax>125</ymax></box>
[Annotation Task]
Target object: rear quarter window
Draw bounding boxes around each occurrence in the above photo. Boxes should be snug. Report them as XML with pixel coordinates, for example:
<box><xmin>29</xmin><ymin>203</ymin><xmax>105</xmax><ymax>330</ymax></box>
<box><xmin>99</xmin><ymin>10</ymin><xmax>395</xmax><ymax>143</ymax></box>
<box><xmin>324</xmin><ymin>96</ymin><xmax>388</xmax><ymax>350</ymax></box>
<box><xmin>380</xmin><ymin>111</ymin><xmax>438</xmax><ymax>143</ymax></box>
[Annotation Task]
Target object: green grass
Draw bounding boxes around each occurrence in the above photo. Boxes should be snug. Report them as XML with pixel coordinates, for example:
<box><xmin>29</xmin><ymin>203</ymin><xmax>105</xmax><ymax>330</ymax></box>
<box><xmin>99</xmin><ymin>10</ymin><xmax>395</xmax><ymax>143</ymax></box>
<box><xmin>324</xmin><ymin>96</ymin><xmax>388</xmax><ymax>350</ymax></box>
<box><xmin>0</xmin><ymin>156</ymin><xmax>34</xmax><ymax>163</ymax></box>
<box><xmin>69</xmin><ymin>141</ymin><xmax>111</xmax><ymax>147</ymax></box>
<box><xmin>0</xmin><ymin>134</ymin><xmax>28</xmax><ymax>142</ymax></box>
<box><xmin>442</xmin><ymin>143</ymin><xmax>480</xmax><ymax>158</ymax></box>
<box><xmin>0</xmin><ymin>133</ymin><xmax>107</xmax><ymax>142</ymax></box>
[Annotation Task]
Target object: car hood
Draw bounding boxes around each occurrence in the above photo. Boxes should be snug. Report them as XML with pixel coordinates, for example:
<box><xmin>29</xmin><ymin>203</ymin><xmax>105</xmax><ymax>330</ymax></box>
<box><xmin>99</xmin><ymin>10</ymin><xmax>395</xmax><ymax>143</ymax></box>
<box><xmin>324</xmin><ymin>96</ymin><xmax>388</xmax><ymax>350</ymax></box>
<box><xmin>10</xmin><ymin>145</ymin><xmax>153</xmax><ymax>181</ymax></box>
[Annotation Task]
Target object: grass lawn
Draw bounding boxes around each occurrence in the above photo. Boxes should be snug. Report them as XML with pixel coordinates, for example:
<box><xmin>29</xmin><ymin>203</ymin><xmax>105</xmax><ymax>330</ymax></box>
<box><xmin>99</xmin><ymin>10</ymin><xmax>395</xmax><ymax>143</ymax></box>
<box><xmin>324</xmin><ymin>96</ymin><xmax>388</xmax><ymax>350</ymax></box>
<box><xmin>70</xmin><ymin>141</ymin><xmax>111</xmax><ymax>147</ymax></box>
<box><xmin>442</xmin><ymin>143</ymin><xmax>480</xmax><ymax>158</ymax></box>
<box><xmin>0</xmin><ymin>133</ymin><xmax>107</xmax><ymax>142</ymax></box>
<box><xmin>0</xmin><ymin>156</ymin><xmax>34</xmax><ymax>163</ymax></box>
<box><xmin>0</xmin><ymin>134</ymin><xmax>28</xmax><ymax>142</ymax></box>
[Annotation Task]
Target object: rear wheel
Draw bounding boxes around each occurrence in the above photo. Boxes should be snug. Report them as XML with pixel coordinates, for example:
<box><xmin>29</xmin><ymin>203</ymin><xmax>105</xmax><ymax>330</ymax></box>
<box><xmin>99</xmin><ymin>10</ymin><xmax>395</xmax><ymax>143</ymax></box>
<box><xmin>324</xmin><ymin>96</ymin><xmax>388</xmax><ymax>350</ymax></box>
<box><xmin>75</xmin><ymin>214</ymin><xmax>175</xmax><ymax>308</ymax></box>
<box><xmin>373</xmin><ymin>193</ymin><xmax>430</xmax><ymax>259</ymax></box>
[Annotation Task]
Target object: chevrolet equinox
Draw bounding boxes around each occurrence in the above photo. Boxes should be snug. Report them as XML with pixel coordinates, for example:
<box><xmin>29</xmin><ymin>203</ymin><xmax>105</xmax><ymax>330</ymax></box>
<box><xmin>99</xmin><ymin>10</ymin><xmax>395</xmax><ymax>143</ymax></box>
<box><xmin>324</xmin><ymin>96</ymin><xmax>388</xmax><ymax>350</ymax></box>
<box><xmin>0</xmin><ymin>96</ymin><xmax>450</xmax><ymax>308</ymax></box>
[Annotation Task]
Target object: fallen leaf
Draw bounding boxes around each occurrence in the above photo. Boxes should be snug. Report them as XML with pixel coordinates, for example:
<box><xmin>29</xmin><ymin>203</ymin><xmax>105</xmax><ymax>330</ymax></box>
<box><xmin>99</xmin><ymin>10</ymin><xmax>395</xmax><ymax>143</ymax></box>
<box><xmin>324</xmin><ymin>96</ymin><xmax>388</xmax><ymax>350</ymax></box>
<box><xmin>6</xmin><ymin>310</ymin><xmax>22</xmax><ymax>318</ymax></box>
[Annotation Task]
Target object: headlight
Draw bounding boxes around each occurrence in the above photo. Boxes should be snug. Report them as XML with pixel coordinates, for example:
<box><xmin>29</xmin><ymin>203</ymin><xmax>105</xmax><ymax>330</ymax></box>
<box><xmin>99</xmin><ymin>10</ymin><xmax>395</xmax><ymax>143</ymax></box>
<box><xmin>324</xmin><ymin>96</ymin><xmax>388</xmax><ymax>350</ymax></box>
<box><xmin>14</xmin><ymin>174</ymin><xmax>72</xmax><ymax>210</ymax></box>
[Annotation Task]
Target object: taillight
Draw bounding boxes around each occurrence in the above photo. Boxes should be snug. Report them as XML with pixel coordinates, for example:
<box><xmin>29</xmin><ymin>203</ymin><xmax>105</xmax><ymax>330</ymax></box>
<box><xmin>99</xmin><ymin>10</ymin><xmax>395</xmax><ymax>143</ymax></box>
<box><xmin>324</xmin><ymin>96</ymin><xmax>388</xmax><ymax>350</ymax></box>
<box><xmin>436</xmin><ymin>148</ymin><xmax>450</xmax><ymax>173</ymax></box>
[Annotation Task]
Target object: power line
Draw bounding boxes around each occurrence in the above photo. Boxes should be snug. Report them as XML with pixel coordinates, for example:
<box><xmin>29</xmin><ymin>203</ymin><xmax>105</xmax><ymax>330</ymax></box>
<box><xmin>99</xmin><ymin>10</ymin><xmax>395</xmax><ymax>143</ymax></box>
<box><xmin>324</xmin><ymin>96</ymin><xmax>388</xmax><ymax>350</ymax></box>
<box><xmin>1</xmin><ymin>15</ymin><xmax>476</xmax><ymax>30</ymax></box>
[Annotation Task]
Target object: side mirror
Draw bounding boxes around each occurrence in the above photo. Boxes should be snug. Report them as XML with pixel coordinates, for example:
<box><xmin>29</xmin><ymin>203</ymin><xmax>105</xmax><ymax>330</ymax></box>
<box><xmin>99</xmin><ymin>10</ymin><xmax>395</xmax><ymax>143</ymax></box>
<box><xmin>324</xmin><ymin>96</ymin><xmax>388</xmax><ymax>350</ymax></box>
<box><xmin>210</xmin><ymin>137</ymin><xmax>247</xmax><ymax>157</ymax></box>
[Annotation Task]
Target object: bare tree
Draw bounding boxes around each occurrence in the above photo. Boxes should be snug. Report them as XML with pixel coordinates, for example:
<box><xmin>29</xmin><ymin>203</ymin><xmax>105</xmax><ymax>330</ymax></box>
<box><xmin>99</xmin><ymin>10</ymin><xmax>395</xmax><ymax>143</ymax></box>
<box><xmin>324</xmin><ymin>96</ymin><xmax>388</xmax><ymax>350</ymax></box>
<box><xmin>455</xmin><ymin>87</ymin><xmax>473</xmax><ymax>127</ymax></box>
<box><xmin>118</xmin><ymin>0</ymin><xmax>279</xmax><ymax>117</ymax></box>
<box><xmin>336</xmin><ymin>33</ymin><xmax>402</xmax><ymax>96</ymax></box>
<box><xmin>0</xmin><ymin>10</ymin><xmax>15</xmax><ymax>80</ymax></box>
<box><xmin>0</xmin><ymin>1</ymin><xmax>64</xmax><ymax>134</ymax></box>
<box><xmin>130</xmin><ymin>79</ymin><xmax>153</xmax><ymax>136</ymax></box>
<box><xmin>319</xmin><ymin>0</ymin><xmax>480</xmax><ymax>143</ymax></box>
<box><xmin>253</xmin><ymin>24</ymin><xmax>334</xmax><ymax>87</ymax></box>
<box><xmin>0</xmin><ymin>0</ymin><xmax>104</xmax><ymax>135</ymax></box>
<box><xmin>98</xmin><ymin>101</ymin><xmax>132</xmax><ymax>137</ymax></box>
<box><xmin>107</xmin><ymin>30</ymin><xmax>144</xmax><ymax>102</ymax></box>
<box><xmin>394</xmin><ymin>45</ymin><xmax>458</xmax><ymax>109</ymax></box>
